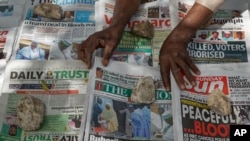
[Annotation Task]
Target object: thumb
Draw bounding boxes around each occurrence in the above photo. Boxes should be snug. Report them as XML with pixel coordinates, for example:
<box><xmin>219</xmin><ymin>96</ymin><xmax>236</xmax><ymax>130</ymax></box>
<box><xmin>102</xmin><ymin>45</ymin><xmax>113</xmax><ymax>66</ymax></box>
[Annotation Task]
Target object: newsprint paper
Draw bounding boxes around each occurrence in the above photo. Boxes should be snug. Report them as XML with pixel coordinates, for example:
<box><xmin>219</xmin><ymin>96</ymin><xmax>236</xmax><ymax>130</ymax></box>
<box><xmin>9</xmin><ymin>0</ymin><xmax>95</xmax><ymax>61</ymax></box>
<box><xmin>95</xmin><ymin>0</ymin><xmax>172</xmax><ymax>67</ymax></box>
<box><xmin>171</xmin><ymin>63</ymin><xmax>250</xmax><ymax>141</ymax></box>
<box><xmin>0</xmin><ymin>60</ymin><xmax>89</xmax><ymax>141</ymax></box>
<box><xmin>82</xmin><ymin>57</ymin><xmax>173</xmax><ymax>141</ymax></box>
<box><xmin>172</xmin><ymin>0</ymin><xmax>250</xmax><ymax>64</ymax></box>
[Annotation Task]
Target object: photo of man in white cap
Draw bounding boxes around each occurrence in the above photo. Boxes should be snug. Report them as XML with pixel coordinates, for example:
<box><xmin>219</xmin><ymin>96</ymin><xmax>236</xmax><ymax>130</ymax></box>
<box><xmin>222</xmin><ymin>31</ymin><xmax>233</xmax><ymax>41</ymax></box>
<box><xmin>15</xmin><ymin>40</ymin><xmax>45</xmax><ymax>60</ymax></box>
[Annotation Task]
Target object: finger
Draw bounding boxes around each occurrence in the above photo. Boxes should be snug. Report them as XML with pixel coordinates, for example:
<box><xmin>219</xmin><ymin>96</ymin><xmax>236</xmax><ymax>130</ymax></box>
<box><xmin>102</xmin><ymin>44</ymin><xmax>114</xmax><ymax>66</ymax></box>
<box><xmin>81</xmin><ymin>39</ymin><xmax>96</xmax><ymax>68</ymax></box>
<box><xmin>84</xmin><ymin>48</ymin><xmax>93</xmax><ymax>69</ymax></box>
<box><xmin>79</xmin><ymin>41</ymin><xmax>91</xmax><ymax>65</ymax></box>
<box><xmin>170</xmin><ymin>58</ymin><xmax>186</xmax><ymax>90</ymax></box>
<box><xmin>186</xmin><ymin>59</ymin><xmax>200</xmax><ymax>75</ymax></box>
<box><xmin>175</xmin><ymin>57</ymin><xmax>196</xmax><ymax>87</ymax></box>
<box><xmin>99</xmin><ymin>39</ymin><xmax>105</xmax><ymax>47</ymax></box>
<box><xmin>160</xmin><ymin>62</ymin><xmax>171</xmax><ymax>91</ymax></box>
<box><xmin>77</xmin><ymin>44</ymin><xmax>85</xmax><ymax>61</ymax></box>
<box><xmin>185</xmin><ymin>58</ymin><xmax>200</xmax><ymax>86</ymax></box>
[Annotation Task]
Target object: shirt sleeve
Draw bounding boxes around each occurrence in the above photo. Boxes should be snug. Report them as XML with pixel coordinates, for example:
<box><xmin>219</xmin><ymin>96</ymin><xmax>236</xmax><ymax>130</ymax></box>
<box><xmin>15</xmin><ymin>50</ymin><xmax>23</xmax><ymax>59</ymax></box>
<box><xmin>195</xmin><ymin>0</ymin><xmax>225</xmax><ymax>12</ymax></box>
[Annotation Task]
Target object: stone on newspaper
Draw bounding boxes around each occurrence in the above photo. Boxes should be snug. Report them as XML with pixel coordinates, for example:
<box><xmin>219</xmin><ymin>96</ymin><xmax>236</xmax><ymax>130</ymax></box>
<box><xmin>33</xmin><ymin>3</ymin><xmax>63</xmax><ymax>20</ymax></box>
<box><xmin>16</xmin><ymin>95</ymin><xmax>45</xmax><ymax>131</ymax></box>
<box><xmin>131</xmin><ymin>76</ymin><xmax>155</xmax><ymax>104</ymax></box>
<box><xmin>131</xmin><ymin>21</ymin><xmax>154</xmax><ymax>39</ymax></box>
<box><xmin>207</xmin><ymin>88</ymin><xmax>231</xmax><ymax>116</ymax></box>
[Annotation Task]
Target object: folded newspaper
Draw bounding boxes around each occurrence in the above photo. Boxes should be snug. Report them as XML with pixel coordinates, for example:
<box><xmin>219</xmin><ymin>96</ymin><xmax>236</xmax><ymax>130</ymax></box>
<box><xmin>95</xmin><ymin>0</ymin><xmax>172</xmax><ymax>67</ymax></box>
<box><xmin>82</xmin><ymin>57</ymin><xmax>173</xmax><ymax>141</ymax></box>
<box><xmin>0</xmin><ymin>60</ymin><xmax>89</xmax><ymax>141</ymax></box>
<box><xmin>171</xmin><ymin>62</ymin><xmax>250</xmax><ymax>141</ymax></box>
<box><xmin>0</xmin><ymin>27</ymin><xmax>17</xmax><ymax>57</ymax></box>
<box><xmin>172</xmin><ymin>0</ymin><xmax>250</xmax><ymax>64</ymax></box>
<box><xmin>9</xmin><ymin>0</ymin><xmax>96</xmax><ymax>61</ymax></box>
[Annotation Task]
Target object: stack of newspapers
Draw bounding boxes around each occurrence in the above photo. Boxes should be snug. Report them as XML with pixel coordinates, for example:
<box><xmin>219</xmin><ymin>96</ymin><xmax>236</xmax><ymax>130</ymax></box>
<box><xmin>0</xmin><ymin>0</ymin><xmax>250</xmax><ymax>141</ymax></box>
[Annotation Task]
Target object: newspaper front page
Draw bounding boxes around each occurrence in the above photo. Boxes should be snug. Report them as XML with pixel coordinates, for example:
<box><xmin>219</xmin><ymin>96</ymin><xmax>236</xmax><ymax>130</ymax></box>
<box><xmin>173</xmin><ymin>0</ymin><xmax>250</xmax><ymax>64</ymax></box>
<box><xmin>171</xmin><ymin>63</ymin><xmax>250</xmax><ymax>141</ymax></box>
<box><xmin>0</xmin><ymin>60</ymin><xmax>89</xmax><ymax>141</ymax></box>
<box><xmin>82</xmin><ymin>57</ymin><xmax>173</xmax><ymax>141</ymax></box>
<box><xmin>9</xmin><ymin>0</ymin><xmax>96</xmax><ymax>61</ymax></box>
<box><xmin>95</xmin><ymin>0</ymin><xmax>172</xmax><ymax>67</ymax></box>
<box><xmin>170</xmin><ymin>0</ymin><xmax>250</xmax><ymax>140</ymax></box>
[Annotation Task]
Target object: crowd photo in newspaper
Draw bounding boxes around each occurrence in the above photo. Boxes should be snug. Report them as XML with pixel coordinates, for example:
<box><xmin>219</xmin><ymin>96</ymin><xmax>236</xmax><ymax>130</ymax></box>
<box><xmin>0</xmin><ymin>0</ymin><xmax>249</xmax><ymax>141</ymax></box>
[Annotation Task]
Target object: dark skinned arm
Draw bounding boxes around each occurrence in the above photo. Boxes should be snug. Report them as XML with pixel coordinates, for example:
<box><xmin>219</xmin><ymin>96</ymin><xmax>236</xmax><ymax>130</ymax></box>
<box><xmin>78</xmin><ymin>0</ymin><xmax>142</xmax><ymax>68</ymax></box>
<box><xmin>159</xmin><ymin>1</ymin><xmax>224</xmax><ymax>91</ymax></box>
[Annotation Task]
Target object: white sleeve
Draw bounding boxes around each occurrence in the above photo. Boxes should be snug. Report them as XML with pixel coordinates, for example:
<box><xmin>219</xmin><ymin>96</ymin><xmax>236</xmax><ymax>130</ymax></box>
<box><xmin>195</xmin><ymin>0</ymin><xmax>225</xmax><ymax>12</ymax></box>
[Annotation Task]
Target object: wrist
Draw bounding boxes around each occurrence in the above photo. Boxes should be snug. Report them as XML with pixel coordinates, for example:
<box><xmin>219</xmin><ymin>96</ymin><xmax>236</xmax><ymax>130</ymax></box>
<box><xmin>109</xmin><ymin>22</ymin><xmax>126</xmax><ymax>35</ymax></box>
<box><xmin>170</xmin><ymin>23</ymin><xmax>197</xmax><ymax>43</ymax></box>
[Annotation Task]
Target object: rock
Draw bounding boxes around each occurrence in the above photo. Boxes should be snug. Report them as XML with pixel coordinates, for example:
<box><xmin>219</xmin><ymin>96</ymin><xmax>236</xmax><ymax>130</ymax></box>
<box><xmin>130</xmin><ymin>76</ymin><xmax>155</xmax><ymax>104</ymax></box>
<box><xmin>16</xmin><ymin>95</ymin><xmax>45</xmax><ymax>131</ymax></box>
<box><xmin>33</xmin><ymin>3</ymin><xmax>63</xmax><ymax>20</ymax></box>
<box><xmin>207</xmin><ymin>88</ymin><xmax>231</xmax><ymax>116</ymax></box>
<box><xmin>131</xmin><ymin>21</ymin><xmax>154</xmax><ymax>39</ymax></box>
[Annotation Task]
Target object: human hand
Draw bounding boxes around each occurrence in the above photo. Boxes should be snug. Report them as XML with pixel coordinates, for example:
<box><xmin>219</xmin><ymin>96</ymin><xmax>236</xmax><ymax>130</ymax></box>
<box><xmin>78</xmin><ymin>26</ymin><xmax>124</xmax><ymax>68</ymax></box>
<box><xmin>159</xmin><ymin>31</ymin><xmax>200</xmax><ymax>91</ymax></box>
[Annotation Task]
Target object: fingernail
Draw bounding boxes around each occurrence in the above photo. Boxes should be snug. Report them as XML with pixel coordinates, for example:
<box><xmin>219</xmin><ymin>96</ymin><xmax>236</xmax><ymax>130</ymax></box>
<box><xmin>180</xmin><ymin>84</ymin><xmax>185</xmax><ymax>90</ymax></box>
<box><xmin>103</xmin><ymin>59</ymin><xmax>109</xmax><ymax>66</ymax></box>
<box><xmin>165</xmin><ymin>87</ymin><xmax>170</xmax><ymax>92</ymax></box>
<box><xmin>192</xmin><ymin>81</ymin><xmax>196</xmax><ymax>86</ymax></box>
<box><xmin>196</xmin><ymin>71</ymin><xmax>201</xmax><ymax>75</ymax></box>
<box><xmin>87</xmin><ymin>63</ymin><xmax>91</xmax><ymax>69</ymax></box>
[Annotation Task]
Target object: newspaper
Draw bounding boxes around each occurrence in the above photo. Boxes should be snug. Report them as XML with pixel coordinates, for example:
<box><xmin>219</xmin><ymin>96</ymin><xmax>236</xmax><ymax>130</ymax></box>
<box><xmin>171</xmin><ymin>0</ymin><xmax>250</xmax><ymax>64</ymax></box>
<box><xmin>0</xmin><ymin>59</ymin><xmax>6</xmax><ymax>136</ymax></box>
<box><xmin>95</xmin><ymin>0</ymin><xmax>172</xmax><ymax>67</ymax></box>
<box><xmin>0</xmin><ymin>0</ymin><xmax>26</xmax><ymax>60</ymax></box>
<box><xmin>9</xmin><ymin>0</ymin><xmax>96</xmax><ymax>61</ymax></box>
<box><xmin>82</xmin><ymin>57</ymin><xmax>173</xmax><ymax>141</ymax></box>
<box><xmin>0</xmin><ymin>60</ymin><xmax>89</xmax><ymax>141</ymax></box>
<box><xmin>170</xmin><ymin>0</ymin><xmax>250</xmax><ymax>140</ymax></box>
<box><xmin>0</xmin><ymin>27</ymin><xmax>18</xmax><ymax>58</ymax></box>
<box><xmin>0</xmin><ymin>0</ymin><xmax>26</xmax><ymax>27</ymax></box>
<box><xmin>171</xmin><ymin>62</ymin><xmax>250</xmax><ymax>141</ymax></box>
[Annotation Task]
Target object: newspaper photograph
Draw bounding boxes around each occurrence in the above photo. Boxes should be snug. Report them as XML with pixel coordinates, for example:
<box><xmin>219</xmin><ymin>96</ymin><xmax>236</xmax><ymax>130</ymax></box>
<box><xmin>171</xmin><ymin>63</ymin><xmax>250</xmax><ymax>141</ymax></box>
<box><xmin>82</xmin><ymin>57</ymin><xmax>173</xmax><ymax>141</ymax></box>
<box><xmin>95</xmin><ymin>0</ymin><xmax>172</xmax><ymax>67</ymax></box>
<box><xmin>0</xmin><ymin>60</ymin><xmax>89</xmax><ymax>141</ymax></box>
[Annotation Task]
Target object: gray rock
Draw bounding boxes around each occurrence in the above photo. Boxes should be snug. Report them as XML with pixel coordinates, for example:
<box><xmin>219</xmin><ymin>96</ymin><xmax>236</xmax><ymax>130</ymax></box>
<box><xmin>131</xmin><ymin>21</ymin><xmax>154</xmax><ymax>39</ymax></box>
<box><xmin>207</xmin><ymin>88</ymin><xmax>231</xmax><ymax>116</ymax></box>
<box><xmin>33</xmin><ymin>3</ymin><xmax>63</xmax><ymax>20</ymax></box>
<box><xmin>16</xmin><ymin>95</ymin><xmax>45</xmax><ymax>131</ymax></box>
<box><xmin>131</xmin><ymin>76</ymin><xmax>155</xmax><ymax>104</ymax></box>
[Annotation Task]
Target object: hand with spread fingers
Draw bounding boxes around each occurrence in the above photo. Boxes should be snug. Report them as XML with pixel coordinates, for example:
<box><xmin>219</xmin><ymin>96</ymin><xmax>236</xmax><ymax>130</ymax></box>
<box><xmin>159</xmin><ymin>30</ymin><xmax>200</xmax><ymax>92</ymax></box>
<box><xmin>78</xmin><ymin>0</ymin><xmax>142</xmax><ymax>69</ymax></box>
<box><xmin>78</xmin><ymin>25</ymin><xmax>124</xmax><ymax>69</ymax></box>
<box><xmin>78</xmin><ymin>0</ymin><xmax>225</xmax><ymax>91</ymax></box>
<box><xmin>159</xmin><ymin>2</ymin><xmax>220</xmax><ymax>91</ymax></box>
